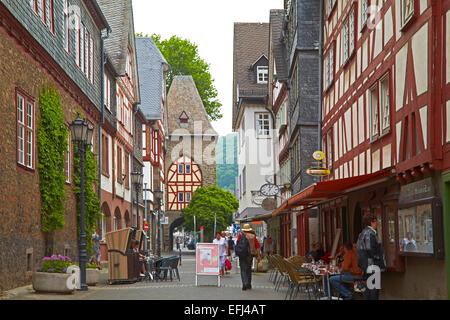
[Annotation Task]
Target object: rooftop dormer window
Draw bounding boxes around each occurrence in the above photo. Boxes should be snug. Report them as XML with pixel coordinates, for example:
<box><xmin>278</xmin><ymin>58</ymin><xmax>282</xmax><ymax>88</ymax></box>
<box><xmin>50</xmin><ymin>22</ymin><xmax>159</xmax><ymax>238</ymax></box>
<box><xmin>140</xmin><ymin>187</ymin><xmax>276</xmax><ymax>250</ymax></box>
<box><xmin>257</xmin><ymin>66</ymin><xmax>268</xmax><ymax>84</ymax></box>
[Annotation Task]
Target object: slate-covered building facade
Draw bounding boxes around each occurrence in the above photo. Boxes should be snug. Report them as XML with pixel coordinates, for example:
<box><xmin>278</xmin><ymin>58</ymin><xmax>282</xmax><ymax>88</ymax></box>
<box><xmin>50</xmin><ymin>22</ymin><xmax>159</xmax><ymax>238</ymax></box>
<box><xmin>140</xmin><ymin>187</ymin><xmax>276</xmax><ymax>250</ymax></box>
<box><xmin>232</xmin><ymin>22</ymin><xmax>277</xmax><ymax>224</ymax></box>
<box><xmin>136</xmin><ymin>36</ymin><xmax>170</xmax><ymax>254</ymax></box>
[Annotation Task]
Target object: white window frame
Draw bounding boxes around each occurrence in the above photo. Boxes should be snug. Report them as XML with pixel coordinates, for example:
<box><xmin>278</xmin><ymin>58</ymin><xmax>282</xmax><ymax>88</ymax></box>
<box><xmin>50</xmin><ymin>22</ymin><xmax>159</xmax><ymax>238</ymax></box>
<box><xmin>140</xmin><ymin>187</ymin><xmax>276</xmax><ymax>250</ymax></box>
<box><xmin>370</xmin><ymin>73</ymin><xmax>391</xmax><ymax>140</ymax></box>
<box><xmin>257</xmin><ymin>66</ymin><xmax>268</xmax><ymax>84</ymax></box>
<box><xmin>17</xmin><ymin>92</ymin><xmax>34</xmax><ymax>169</ymax></box>
<box><xmin>178</xmin><ymin>192</ymin><xmax>184</xmax><ymax>203</ymax></box>
<box><xmin>63</xmin><ymin>0</ymin><xmax>69</xmax><ymax>52</ymax></box>
<box><xmin>103</xmin><ymin>72</ymin><xmax>111</xmax><ymax>110</ymax></box>
<box><xmin>256</xmin><ymin>113</ymin><xmax>270</xmax><ymax>137</ymax></box>
<box><xmin>342</xmin><ymin>7</ymin><xmax>355</xmax><ymax>65</ymax></box>
<box><xmin>361</xmin><ymin>0</ymin><xmax>369</xmax><ymax>28</ymax></box>
<box><xmin>324</xmin><ymin>43</ymin><xmax>334</xmax><ymax>90</ymax></box>
<box><xmin>402</xmin><ymin>0</ymin><xmax>415</xmax><ymax>27</ymax></box>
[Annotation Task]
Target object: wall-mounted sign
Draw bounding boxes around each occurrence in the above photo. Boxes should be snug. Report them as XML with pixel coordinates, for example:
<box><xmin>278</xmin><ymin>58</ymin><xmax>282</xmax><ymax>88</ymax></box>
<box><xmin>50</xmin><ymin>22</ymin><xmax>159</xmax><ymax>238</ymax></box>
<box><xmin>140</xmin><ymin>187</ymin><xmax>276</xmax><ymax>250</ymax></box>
<box><xmin>306</xmin><ymin>167</ymin><xmax>331</xmax><ymax>176</ymax></box>
<box><xmin>312</xmin><ymin>150</ymin><xmax>325</xmax><ymax>161</ymax></box>
<box><xmin>262</xmin><ymin>198</ymin><xmax>277</xmax><ymax>211</ymax></box>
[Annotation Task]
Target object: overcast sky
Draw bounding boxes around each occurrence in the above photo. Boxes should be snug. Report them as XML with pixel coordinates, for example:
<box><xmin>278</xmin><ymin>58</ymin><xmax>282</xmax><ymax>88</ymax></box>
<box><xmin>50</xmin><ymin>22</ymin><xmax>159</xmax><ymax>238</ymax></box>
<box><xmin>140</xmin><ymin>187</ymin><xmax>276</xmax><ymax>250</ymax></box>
<box><xmin>132</xmin><ymin>0</ymin><xmax>284</xmax><ymax>137</ymax></box>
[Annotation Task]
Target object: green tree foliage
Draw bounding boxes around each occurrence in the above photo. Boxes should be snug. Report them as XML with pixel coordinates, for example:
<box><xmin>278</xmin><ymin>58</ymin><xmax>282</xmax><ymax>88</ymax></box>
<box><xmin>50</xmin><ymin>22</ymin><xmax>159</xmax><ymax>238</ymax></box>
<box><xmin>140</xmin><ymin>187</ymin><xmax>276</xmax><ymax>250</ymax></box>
<box><xmin>181</xmin><ymin>186</ymin><xmax>238</xmax><ymax>241</ymax></box>
<box><xmin>216</xmin><ymin>134</ymin><xmax>238</xmax><ymax>191</ymax></box>
<box><xmin>72</xmin><ymin>136</ymin><xmax>102</xmax><ymax>255</ymax></box>
<box><xmin>38</xmin><ymin>86</ymin><xmax>68</xmax><ymax>232</ymax></box>
<box><xmin>136</xmin><ymin>32</ymin><xmax>223</xmax><ymax>121</ymax></box>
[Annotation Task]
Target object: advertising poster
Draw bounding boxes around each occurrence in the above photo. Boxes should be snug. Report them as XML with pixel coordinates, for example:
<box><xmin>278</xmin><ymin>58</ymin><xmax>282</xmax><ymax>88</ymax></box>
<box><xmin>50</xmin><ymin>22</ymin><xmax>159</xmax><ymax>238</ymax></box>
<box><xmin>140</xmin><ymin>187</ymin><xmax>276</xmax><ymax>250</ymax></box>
<box><xmin>196</xmin><ymin>243</ymin><xmax>220</xmax><ymax>275</ymax></box>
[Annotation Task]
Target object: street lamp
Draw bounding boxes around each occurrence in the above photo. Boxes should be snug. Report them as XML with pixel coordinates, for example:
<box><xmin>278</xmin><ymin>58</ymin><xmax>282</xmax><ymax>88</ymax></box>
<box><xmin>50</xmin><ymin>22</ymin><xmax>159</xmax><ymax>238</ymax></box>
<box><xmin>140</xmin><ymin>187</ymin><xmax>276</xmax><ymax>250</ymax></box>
<box><xmin>69</xmin><ymin>113</ymin><xmax>94</xmax><ymax>291</ymax></box>
<box><xmin>131</xmin><ymin>170</ymin><xmax>143</xmax><ymax>229</ymax></box>
<box><xmin>153</xmin><ymin>188</ymin><xmax>163</xmax><ymax>257</ymax></box>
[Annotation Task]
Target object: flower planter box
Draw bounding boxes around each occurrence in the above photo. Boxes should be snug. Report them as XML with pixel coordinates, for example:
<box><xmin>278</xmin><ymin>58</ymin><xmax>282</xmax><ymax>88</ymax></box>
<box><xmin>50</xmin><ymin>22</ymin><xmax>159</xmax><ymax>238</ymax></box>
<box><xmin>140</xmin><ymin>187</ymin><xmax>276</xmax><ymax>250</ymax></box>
<box><xmin>86</xmin><ymin>269</ymin><xmax>100</xmax><ymax>286</ymax></box>
<box><xmin>32</xmin><ymin>272</ymin><xmax>76</xmax><ymax>294</ymax></box>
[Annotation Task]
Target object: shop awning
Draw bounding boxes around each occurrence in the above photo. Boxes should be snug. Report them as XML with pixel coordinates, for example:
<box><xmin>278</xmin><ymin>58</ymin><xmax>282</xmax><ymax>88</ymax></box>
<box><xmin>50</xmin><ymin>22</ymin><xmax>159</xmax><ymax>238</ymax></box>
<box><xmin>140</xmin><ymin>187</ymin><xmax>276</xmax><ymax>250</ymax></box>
<box><xmin>272</xmin><ymin>168</ymin><xmax>394</xmax><ymax>217</ymax></box>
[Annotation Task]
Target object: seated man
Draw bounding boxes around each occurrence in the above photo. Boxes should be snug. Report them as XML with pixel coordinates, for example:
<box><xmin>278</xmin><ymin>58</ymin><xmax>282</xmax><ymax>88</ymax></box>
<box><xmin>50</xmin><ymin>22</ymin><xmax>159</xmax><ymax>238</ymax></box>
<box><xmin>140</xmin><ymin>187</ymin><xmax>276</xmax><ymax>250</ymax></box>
<box><xmin>324</xmin><ymin>242</ymin><xmax>362</xmax><ymax>300</ymax></box>
<box><xmin>305</xmin><ymin>243</ymin><xmax>325</xmax><ymax>263</ymax></box>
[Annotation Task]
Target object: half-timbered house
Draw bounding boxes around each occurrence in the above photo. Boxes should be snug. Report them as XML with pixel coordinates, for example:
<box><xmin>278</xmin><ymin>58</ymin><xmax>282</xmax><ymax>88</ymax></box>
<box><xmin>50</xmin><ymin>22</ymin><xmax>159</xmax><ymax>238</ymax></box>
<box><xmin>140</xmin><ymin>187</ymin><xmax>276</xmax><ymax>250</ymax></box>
<box><xmin>279</xmin><ymin>0</ymin><xmax>449</xmax><ymax>299</ymax></box>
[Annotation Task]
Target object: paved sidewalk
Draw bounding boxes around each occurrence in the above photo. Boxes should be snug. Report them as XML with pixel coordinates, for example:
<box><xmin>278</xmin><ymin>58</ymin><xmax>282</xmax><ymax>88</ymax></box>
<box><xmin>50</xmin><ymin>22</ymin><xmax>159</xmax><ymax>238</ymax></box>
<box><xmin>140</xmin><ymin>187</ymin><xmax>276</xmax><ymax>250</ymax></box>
<box><xmin>0</xmin><ymin>252</ymin><xmax>294</xmax><ymax>300</ymax></box>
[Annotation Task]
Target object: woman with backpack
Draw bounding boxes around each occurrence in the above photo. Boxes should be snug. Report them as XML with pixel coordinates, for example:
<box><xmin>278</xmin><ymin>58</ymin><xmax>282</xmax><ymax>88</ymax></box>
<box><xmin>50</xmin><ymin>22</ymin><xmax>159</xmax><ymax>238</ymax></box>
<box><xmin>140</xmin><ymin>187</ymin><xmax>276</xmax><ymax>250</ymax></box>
<box><xmin>235</xmin><ymin>224</ymin><xmax>261</xmax><ymax>291</ymax></box>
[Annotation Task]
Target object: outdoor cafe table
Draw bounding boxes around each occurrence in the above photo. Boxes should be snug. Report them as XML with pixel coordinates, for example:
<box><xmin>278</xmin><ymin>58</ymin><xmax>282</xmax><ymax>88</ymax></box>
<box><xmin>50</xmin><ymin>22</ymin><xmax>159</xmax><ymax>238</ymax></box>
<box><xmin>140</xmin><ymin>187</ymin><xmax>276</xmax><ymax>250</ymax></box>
<box><xmin>301</xmin><ymin>263</ymin><xmax>340</xmax><ymax>300</ymax></box>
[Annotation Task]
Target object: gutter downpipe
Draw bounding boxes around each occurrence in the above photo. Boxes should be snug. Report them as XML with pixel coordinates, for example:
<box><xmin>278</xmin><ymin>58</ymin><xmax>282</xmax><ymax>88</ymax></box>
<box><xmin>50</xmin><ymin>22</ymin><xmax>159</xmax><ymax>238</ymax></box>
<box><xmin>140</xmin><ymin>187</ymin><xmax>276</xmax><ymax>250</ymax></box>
<box><xmin>98</xmin><ymin>28</ymin><xmax>111</xmax><ymax>204</ymax></box>
<box><xmin>317</xmin><ymin>0</ymin><xmax>324</xmax><ymax>243</ymax></box>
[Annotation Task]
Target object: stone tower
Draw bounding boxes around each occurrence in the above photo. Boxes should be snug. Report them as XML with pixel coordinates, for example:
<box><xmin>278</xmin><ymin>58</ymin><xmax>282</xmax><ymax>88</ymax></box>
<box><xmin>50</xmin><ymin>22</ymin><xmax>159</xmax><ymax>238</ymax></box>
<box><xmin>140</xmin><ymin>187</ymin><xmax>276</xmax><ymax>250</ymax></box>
<box><xmin>163</xmin><ymin>76</ymin><xmax>217</xmax><ymax>251</ymax></box>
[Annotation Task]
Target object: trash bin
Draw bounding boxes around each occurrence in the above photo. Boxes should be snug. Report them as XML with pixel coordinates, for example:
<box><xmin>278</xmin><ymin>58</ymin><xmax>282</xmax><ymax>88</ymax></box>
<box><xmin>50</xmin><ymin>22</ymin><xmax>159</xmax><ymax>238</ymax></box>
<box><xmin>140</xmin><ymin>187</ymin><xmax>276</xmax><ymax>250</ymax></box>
<box><xmin>105</xmin><ymin>228</ymin><xmax>140</xmax><ymax>284</ymax></box>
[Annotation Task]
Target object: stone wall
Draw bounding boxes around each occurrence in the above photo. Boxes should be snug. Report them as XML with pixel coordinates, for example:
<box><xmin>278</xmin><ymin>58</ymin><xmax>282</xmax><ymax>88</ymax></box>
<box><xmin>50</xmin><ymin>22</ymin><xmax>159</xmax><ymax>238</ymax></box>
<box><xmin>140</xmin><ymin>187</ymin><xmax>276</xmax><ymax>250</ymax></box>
<box><xmin>0</xmin><ymin>24</ymin><xmax>97</xmax><ymax>291</ymax></box>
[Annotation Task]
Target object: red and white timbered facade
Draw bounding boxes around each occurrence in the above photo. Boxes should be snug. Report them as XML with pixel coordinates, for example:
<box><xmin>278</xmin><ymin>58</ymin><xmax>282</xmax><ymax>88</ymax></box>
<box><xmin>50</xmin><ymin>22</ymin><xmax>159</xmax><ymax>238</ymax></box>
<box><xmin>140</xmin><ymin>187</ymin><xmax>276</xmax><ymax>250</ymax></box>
<box><xmin>321</xmin><ymin>0</ymin><xmax>446</xmax><ymax>182</ymax></box>
<box><xmin>166</xmin><ymin>156</ymin><xmax>202</xmax><ymax>212</ymax></box>
<box><xmin>317</xmin><ymin>0</ymin><xmax>450</xmax><ymax>298</ymax></box>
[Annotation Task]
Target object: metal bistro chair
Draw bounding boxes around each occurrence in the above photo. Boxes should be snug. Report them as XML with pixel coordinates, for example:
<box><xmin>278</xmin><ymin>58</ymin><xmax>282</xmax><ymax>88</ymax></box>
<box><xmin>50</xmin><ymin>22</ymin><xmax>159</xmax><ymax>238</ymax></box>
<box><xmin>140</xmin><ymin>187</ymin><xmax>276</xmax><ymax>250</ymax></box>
<box><xmin>269</xmin><ymin>255</ymin><xmax>282</xmax><ymax>286</ymax></box>
<box><xmin>273</xmin><ymin>256</ymin><xmax>290</xmax><ymax>292</ymax></box>
<box><xmin>155</xmin><ymin>256</ymin><xmax>180</xmax><ymax>281</ymax></box>
<box><xmin>284</xmin><ymin>259</ymin><xmax>321</xmax><ymax>300</ymax></box>
<box><xmin>267</xmin><ymin>255</ymin><xmax>278</xmax><ymax>283</ymax></box>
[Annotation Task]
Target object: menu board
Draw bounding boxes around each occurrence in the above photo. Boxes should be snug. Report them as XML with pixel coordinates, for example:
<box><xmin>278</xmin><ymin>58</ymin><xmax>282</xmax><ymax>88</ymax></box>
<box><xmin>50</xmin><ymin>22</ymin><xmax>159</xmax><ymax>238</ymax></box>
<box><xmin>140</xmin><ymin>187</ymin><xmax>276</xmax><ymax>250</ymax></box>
<box><xmin>196</xmin><ymin>243</ymin><xmax>220</xmax><ymax>275</ymax></box>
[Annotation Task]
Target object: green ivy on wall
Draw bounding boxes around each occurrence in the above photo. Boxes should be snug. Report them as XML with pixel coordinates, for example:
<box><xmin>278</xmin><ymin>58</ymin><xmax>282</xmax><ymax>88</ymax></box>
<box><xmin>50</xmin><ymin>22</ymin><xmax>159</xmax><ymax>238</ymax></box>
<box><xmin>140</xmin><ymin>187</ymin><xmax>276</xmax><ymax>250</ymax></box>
<box><xmin>37</xmin><ymin>86</ymin><xmax>68</xmax><ymax>233</ymax></box>
<box><xmin>72</xmin><ymin>137</ymin><xmax>102</xmax><ymax>255</ymax></box>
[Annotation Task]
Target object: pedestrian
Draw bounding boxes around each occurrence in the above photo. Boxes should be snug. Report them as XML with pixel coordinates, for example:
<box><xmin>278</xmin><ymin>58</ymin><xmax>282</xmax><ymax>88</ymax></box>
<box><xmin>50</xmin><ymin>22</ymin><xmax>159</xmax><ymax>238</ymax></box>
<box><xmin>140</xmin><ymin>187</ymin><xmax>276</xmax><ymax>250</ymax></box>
<box><xmin>176</xmin><ymin>236</ymin><xmax>181</xmax><ymax>251</ymax></box>
<box><xmin>356</xmin><ymin>212</ymin><xmax>386</xmax><ymax>300</ymax></box>
<box><xmin>235</xmin><ymin>224</ymin><xmax>261</xmax><ymax>291</ymax></box>
<box><xmin>227</xmin><ymin>236</ymin><xmax>235</xmax><ymax>260</ymax></box>
<box><xmin>213</xmin><ymin>231</ymin><xmax>228</xmax><ymax>276</ymax></box>
<box><xmin>91</xmin><ymin>229</ymin><xmax>101</xmax><ymax>269</ymax></box>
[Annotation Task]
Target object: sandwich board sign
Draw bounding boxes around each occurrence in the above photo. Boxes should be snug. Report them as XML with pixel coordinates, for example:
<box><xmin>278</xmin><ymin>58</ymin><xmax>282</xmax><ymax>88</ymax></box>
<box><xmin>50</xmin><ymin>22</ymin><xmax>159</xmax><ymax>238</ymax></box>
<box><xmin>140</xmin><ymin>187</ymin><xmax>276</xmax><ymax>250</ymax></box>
<box><xmin>195</xmin><ymin>243</ymin><xmax>220</xmax><ymax>287</ymax></box>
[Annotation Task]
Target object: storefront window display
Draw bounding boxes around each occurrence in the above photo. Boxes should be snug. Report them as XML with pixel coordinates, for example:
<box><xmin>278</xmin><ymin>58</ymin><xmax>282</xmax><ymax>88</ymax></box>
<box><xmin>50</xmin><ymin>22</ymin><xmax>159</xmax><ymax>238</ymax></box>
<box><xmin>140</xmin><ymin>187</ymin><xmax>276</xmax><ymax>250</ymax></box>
<box><xmin>398</xmin><ymin>204</ymin><xmax>433</xmax><ymax>254</ymax></box>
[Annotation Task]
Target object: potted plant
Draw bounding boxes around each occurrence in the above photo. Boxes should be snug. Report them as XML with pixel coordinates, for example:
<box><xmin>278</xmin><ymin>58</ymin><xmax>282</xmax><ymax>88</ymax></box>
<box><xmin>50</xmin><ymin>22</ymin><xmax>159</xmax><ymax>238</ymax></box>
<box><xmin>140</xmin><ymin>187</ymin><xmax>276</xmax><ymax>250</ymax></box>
<box><xmin>257</xmin><ymin>257</ymin><xmax>270</xmax><ymax>272</ymax></box>
<box><xmin>33</xmin><ymin>254</ymin><xmax>77</xmax><ymax>294</ymax></box>
<box><xmin>85</xmin><ymin>261</ymin><xmax>101</xmax><ymax>286</ymax></box>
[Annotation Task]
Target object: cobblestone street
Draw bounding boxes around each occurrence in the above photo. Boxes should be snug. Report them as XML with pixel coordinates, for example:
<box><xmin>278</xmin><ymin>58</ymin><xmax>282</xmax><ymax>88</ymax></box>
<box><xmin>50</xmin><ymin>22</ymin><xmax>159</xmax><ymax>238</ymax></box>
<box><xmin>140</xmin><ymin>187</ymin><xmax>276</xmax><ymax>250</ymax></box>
<box><xmin>1</xmin><ymin>252</ymin><xmax>291</xmax><ymax>300</ymax></box>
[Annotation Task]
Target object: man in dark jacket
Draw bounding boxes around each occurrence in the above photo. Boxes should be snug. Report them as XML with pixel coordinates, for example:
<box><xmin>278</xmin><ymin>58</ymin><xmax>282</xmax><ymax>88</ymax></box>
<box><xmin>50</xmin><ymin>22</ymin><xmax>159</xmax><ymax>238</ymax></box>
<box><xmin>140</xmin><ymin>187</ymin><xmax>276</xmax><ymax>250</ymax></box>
<box><xmin>236</xmin><ymin>224</ymin><xmax>261</xmax><ymax>291</ymax></box>
<box><xmin>356</xmin><ymin>212</ymin><xmax>386</xmax><ymax>300</ymax></box>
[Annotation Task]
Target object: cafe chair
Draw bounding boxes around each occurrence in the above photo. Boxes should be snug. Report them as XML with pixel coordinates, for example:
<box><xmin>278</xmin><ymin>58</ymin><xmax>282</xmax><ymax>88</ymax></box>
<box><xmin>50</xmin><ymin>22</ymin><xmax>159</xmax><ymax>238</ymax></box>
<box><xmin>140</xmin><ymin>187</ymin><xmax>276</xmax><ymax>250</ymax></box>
<box><xmin>267</xmin><ymin>255</ymin><xmax>279</xmax><ymax>283</ymax></box>
<box><xmin>273</xmin><ymin>256</ymin><xmax>290</xmax><ymax>292</ymax></box>
<box><xmin>269</xmin><ymin>255</ymin><xmax>282</xmax><ymax>286</ymax></box>
<box><xmin>288</xmin><ymin>255</ymin><xmax>305</xmax><ymax>267</ymax></box>
<box><xmin>283</xmin><ymin>259</ymin><xmax>320</xmax><ymax>300</ymax></box>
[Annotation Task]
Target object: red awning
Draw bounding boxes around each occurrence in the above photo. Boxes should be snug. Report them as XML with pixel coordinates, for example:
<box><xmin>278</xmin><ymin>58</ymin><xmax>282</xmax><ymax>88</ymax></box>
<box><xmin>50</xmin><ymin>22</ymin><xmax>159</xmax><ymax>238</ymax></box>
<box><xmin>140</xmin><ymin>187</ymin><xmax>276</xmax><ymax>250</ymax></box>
<box><xmin>272</xmin><ymin>169</ymin><xmax>394</xmax><ymax>216</ymax></box>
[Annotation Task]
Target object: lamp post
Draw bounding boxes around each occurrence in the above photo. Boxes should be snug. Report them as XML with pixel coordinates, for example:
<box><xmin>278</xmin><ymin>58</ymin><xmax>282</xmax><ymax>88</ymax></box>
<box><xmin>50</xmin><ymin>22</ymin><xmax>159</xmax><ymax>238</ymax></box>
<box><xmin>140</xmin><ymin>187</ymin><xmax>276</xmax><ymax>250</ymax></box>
<box><xmin>153</xmin><ymin>188</ymin><xmax>163</xmax><ymax>257</ymax></box>
<box><xmin>131</xmin><ymin>170</ymin><xmax>143</xmax><ymax>229</ymax></box>
<box><xmin>69</xmin><ymin>113</ymin><xmax>94</xmax><ymax>291</ymax></box>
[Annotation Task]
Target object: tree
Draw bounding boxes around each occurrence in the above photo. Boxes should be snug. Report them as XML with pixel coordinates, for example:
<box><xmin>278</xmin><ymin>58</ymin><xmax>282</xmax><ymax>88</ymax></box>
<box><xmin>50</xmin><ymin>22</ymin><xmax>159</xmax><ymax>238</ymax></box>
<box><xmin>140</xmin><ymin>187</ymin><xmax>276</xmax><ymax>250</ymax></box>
<box><xmin>136</xmin><ymin>33</ymin><xmax>223</xmax><ymax>121</ymax></box>
<box><xmin>181</xmin><ymin>186</ymin><xmax>238</xmax><ymax>241</ymax></box>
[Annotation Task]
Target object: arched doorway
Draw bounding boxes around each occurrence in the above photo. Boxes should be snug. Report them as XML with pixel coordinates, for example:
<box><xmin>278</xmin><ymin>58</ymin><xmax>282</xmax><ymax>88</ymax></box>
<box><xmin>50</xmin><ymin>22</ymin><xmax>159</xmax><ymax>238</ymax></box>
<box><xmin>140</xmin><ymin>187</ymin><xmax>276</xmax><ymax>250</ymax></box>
<box><xmin>124</xmin><ymin>211</ymin><xmax>130</xmax><ymax>228</ymax></box>
<box><xmin>101</xmin><ymin>202</ymin><xmax>112</xmax><ymax>235</ymax></box>
<box><xmin>114</xmin><ymin>207</ymin><xmax>122</xmax><ymax>231</ymax></box>
<box><xmin>169</xmin><ymin>217</ymin><xmax>185</xmax><ymax>252</ymax></box>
